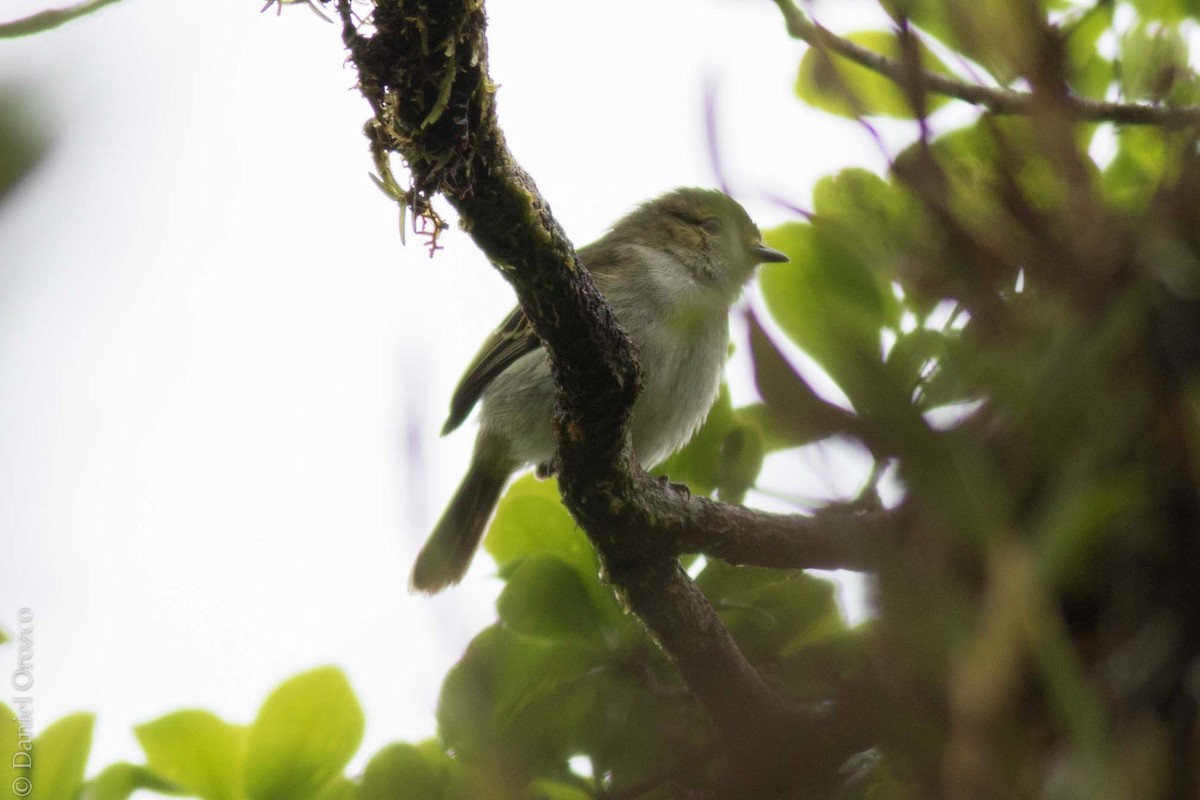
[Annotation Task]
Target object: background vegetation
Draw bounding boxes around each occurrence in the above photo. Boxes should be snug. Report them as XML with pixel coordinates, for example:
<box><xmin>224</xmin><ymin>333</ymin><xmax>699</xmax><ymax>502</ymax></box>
<box><xmin>5</xmin><ymin>0</ymin><xmax>1200</xmax><ymax>797</ymax></box>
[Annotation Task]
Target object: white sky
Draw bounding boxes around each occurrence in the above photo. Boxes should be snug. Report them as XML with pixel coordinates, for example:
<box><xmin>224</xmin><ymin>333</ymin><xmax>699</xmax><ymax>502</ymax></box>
<box><xmin>0</xmin><ymin>0</ymin><xmax>894</xmax><ymax>775</ymax></box>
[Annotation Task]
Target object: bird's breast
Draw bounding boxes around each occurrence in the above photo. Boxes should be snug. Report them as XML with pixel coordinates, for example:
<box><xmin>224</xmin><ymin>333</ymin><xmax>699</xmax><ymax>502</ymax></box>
<box><xmin>627</xmin><ymin>313</ymin><xmax>728</xmax><ymax>468</ymax></box>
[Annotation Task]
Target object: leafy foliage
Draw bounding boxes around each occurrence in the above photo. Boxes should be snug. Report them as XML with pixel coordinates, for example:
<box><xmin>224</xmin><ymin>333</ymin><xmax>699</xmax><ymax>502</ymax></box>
<box><xmin>0</xmin><ymin>668</ymin><xmax>364</xmax><ymax>800</ymax></box>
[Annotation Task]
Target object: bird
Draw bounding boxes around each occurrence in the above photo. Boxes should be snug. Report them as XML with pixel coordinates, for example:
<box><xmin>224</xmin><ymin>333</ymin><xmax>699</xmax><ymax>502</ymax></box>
<box><xmin>411</xmin><ymin>188</ymin><xmax>788</xmax><ymax>593</ymax></box>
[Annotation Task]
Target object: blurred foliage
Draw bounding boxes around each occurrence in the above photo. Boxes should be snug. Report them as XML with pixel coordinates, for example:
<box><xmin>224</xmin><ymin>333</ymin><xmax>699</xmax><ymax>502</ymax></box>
<box><xmin>796</xmin><ymin>31</ymin><xmax>956</xmax><ymax>118</ymax></box>
<box><xmin>0</xmin><ymin>88</ymin><xmax>50</xmax><ymax>207</ymax></box>
<box><xmin>12</xmin><ymin>0</ymin><xmax>1200</xmax><ymax>796</ymax></box>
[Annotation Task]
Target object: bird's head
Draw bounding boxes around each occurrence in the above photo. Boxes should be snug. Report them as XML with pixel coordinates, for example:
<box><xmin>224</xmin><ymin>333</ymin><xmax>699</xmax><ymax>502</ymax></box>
<box><xmin>611</xmin><ymin>188</ymin><xmax>788</xmax><ymax>303</ymax></box>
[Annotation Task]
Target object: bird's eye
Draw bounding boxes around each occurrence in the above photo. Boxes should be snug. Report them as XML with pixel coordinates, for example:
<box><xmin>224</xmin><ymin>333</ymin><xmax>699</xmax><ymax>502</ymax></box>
<box><xmin>699</xmin><ymin>217</ymin><xmax>722</xmax><ymax>235</ymax></box>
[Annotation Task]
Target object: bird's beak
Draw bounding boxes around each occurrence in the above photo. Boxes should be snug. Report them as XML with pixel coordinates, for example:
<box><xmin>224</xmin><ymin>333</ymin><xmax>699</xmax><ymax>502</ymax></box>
<box><xmin>751</xmin><ymin>243</ymin><xmax>789</xmax><ymax>264</ymax></box>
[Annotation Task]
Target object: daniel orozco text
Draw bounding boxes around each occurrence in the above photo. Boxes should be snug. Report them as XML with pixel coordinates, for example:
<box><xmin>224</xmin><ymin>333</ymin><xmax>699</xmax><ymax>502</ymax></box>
<box><xmin>10</xmin><ymin>608</ymin><xmax>32</xmax><ymax>798</ymax></box>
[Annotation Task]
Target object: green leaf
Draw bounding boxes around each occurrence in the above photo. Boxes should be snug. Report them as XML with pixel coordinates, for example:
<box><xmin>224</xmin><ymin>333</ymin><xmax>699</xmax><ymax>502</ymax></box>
<box><xmin>361</xmin><ymin>743</ymin><xmax>441</xmax><ymax>800</ymax></box>
<box><xmin>441</xmin><ymin>623</ymin><xmax>702</xmax><ymax>794</ymax></box>
<box><xmin>879</xmin><ymin>0</ymin><xmax>1038</xmax><ymax>84</ymax></box>
<box><xmin>1128</xmin><ymin>0</ymin><xmax>1191</xmax><ymax>23</ymax></box>
<box><xmin>30</xmin><ymin>713</ymin><xmax>94</xmax><ymax>800</ymax></box>
<box><xmin>886</xmin><ymin>328</ymin><xmax>938</xmax><ymax>391</ymax></box>
<box><xmin>438</xmin><ymin>626</ymin><xmax>599</xmax><ymax>788</ymax></box>
<box><xmin>898</xmin><ymin>328</ymin><xmax>972</xmax><ymax>409</ymax></box>
<box><xmin>1062</xmin><ymin>2</ymin><xmax>1115</xmax><ymax>99</ymax></box>
<box><xmin>694</xmin><ymin>563</ymin><xmax>865</xmax><ymax>703</ymax></box>
<box><xmin>498</xmin><ymin>555</ymin><xmax>607</xmax><ymax>645</ymax></box>
<box><xmin>807</xmin><ymin>168</ymin><xmax>945</xmax><ymax>318</ymax></box>
<box><xmin>748</xmin><ymin>312</ymin><xmax>863</xmax><ymax>448</ymax></box>
<box><xmin>886</xmin><ymin>327</ymin><xmax>972</xmax><ymax>408</ymax></box>
<box><xmin>759</xmin><ymin>219</ymin><xmax>893</xmax><ymax>414</ymax></box>
<box><xmin>484</xmin><ymin>476</ymin><xmax>633</xmax><ymax>647</ymax></box>
<box><xmin>485</xmin><ymin>476</ymin><xmax>595</xmax><ymax>576</ymax></box>
<box><xmin>134</xmin><ymin>710</ymin><xmax>245</xmax><ymax>800</ymax></box>
<box><xmin>361</xmin><ymin>740</ymin><xmax>473</xmax><ymax>800</ymax></box>
<box><xmin>774</xmin><ymin>625</ymin><xmax>874</xmax><ymax>703</ymax></box>
<box><xmin>803</xmin><ymin>172</ymin><xmax>906</xmax><ymax>331</ymax></box>
<box><xmin>244</xmin><ymin>667</ymin><xmax>364</xmax><ymax>800</ymax></box>
<box><xmin>314</xmin><ymin>778</ymin><xmax>357</xmax><ymax>800</ymax></box>
<box><xmin>1035</xmin><ymin>472</ymin><xmax>1147</xmax><ymax>588</ymax></box>
<box><xmin>811</xmin><ymin>168</ymin><xmax>893</xmax><ymax>226</ymax></box>
<box><xmin>79</xmin><ymin>764</ymin><xmax>181</xmax><ymax>800</ymax></box>
<box><xmin>581</xmin><ymin>667</ymin><xmax>708</xmax><ymax>792</ymax></box>
<box><xmin>696</xmin><ymin>562</ymin><xmax>843</xmax><ymax>665</ymax></box>
<box><xmin>733</xmin><ymin>403</ymin><xmax>813</xmax><ymax>453</ymax></box>
<box><xmin>1103</xmin><ymin>126</ymin><xmax>1184</xmax><ymax>212</ymax></box>
<box><xmin>796</xmin><ymin>30</ymin><xmax>952</xmax><ymax>118</ymax></box>
<box><xmin>1119</xmin><ymin>21</ymin><xmax>1191</xmax><ymax>103</ymax></box>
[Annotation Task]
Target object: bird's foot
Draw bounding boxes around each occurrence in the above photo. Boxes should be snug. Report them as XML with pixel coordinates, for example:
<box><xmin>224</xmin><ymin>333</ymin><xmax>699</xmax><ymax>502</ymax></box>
<box><xmin>655</xmin><ymin>473</ymin><xmax>691</xmax><ymax>498</ymax></box>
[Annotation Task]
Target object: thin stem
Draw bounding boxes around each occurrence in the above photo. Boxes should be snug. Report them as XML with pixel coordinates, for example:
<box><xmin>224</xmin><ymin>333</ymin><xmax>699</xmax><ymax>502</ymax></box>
<box><xmin>0</xmin><ymin>0</ymin><xmax>124</xmax><ymax>38</ymax></box>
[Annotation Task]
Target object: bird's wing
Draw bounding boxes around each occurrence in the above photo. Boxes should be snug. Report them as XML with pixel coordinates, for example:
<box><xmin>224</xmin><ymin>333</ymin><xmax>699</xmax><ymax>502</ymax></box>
<box><xmin>442</xmin><ymin>305</ymin><xmax>542</xmax><ymax>435</ymax></box>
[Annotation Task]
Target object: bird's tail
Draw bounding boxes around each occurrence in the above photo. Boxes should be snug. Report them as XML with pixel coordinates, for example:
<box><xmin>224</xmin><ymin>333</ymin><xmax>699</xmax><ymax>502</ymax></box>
<box><xmin>410</xmin><ymin>456</ymin><xmax>509</xmax><ymax>594</ymax></box>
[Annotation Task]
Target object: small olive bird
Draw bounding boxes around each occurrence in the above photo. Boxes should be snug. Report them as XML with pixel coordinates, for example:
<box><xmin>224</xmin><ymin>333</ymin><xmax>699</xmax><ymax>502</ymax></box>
<box><xmin>411</xmin><ymin>188</ymin><xmax>788</xmax><ymax>593</ymax></box>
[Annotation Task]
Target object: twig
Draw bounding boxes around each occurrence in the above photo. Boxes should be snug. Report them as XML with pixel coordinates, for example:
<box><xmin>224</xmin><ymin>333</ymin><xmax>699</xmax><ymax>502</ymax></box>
<box><xmin>773</xmin><ymin>0</ymin><xmax>1200</xmax><ymax>127</ymax></box>
<box><xmin>0</xmin><ymin>0</ymin><xmax>123</xmax><ymax>38</ymax></box>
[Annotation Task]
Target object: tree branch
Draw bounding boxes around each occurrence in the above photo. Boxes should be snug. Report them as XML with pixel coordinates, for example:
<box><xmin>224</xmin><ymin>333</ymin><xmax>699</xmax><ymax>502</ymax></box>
<box><xmin>335</xmin><ymin>0</ymin><xmax>880</xmax><ymax>786</ymax></box>
<box><xmin>773</xmin><ymin>0</ymin><xmax>1200</xmax><ymax>127</ymax></box>
<box><xmin>0</xmin><ymin>0</ymin><xmax>123</xmax><ymax>38</ymax></box>
<box><xmin>681</xmin><ymin>503</ymin><xmax>891</xmax><ymax>572</ymax></box>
